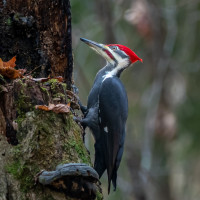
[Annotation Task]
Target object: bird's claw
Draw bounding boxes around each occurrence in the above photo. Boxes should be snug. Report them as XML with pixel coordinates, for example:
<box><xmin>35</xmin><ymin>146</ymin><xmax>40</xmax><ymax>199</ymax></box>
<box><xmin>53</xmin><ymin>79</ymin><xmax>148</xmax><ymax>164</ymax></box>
<box><xmin>73</xmin><ymin>116</ymin><xmax>81</xmax><ymax>123</ymax></box>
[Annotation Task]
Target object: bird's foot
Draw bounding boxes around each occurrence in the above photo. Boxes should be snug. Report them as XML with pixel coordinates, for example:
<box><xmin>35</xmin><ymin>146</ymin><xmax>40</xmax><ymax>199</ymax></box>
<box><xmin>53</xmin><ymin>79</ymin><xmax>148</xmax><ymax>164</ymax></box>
<box><xmin>73</xmin><ymin>116</ymin><xmax>82</xmax><ymax>123</ymax></box>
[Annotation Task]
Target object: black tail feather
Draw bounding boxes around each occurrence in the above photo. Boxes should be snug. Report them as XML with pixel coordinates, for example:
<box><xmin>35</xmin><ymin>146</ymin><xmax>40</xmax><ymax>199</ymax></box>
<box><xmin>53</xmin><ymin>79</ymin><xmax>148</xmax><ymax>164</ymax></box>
<box><xmin>94</xmin><ymin>138</ymin><xmax>106</xmax><ymax>179</ymax></box>
<box><xmin>108</xmin><ymin>180</ymin><xmax>111</xmax><ymax>194</ymax></box>
<box><xmin>112</xmin><ymin>169</ymin><xmax>117</xmax><ymax>191</ymax></box>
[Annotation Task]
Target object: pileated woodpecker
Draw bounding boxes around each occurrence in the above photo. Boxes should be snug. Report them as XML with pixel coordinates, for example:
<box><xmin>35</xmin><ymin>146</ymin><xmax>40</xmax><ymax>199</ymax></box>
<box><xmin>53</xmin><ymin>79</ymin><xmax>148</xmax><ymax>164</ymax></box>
<box><xmin>78</xmin><ymin>38</ymin><xmax>142</xmax><ymax>193</ymax></box>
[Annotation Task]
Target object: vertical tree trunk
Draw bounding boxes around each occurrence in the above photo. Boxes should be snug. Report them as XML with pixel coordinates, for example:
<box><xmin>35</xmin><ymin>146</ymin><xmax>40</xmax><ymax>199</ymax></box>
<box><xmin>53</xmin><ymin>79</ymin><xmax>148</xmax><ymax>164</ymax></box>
<box><xmin>0</xmin><ymin>1</ymin><xmax>103</xmax><ymax>199</ymax></box>
<box><xmin>0</xmin><ymin>0</ymin><xmax>73</xmax><ymax>87</ymax></box>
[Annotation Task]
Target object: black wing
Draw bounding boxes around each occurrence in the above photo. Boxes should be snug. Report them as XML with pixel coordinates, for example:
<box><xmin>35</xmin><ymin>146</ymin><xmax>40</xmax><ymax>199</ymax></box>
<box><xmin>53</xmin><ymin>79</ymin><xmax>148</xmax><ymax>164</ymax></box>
<box><xmin>94</xmin><ymin>77</ymin><xmax>128</xmax><ymax>193</ymax></box>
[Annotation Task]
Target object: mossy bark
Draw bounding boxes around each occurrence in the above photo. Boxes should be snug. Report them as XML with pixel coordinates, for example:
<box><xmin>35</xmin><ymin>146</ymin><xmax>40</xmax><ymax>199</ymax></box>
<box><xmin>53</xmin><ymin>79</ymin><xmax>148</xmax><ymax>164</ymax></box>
<box><xmin>0</xmin><ymin>0</ymin><xmax>103</xmax><ymax>199</ymax></box>
<box><xmin>0</xmin><ymin>78</ymin><xmax>103</xmax><ymax>200</ymax></box>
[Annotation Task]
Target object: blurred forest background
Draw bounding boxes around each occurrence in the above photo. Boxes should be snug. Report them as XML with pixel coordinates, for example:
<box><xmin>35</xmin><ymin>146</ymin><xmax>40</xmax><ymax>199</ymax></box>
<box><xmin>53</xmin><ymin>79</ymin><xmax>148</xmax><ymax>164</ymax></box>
<box><xmin>71</xmin><ymin>0</ymin><xmax>200</xmax><ymax>199</ymax></box>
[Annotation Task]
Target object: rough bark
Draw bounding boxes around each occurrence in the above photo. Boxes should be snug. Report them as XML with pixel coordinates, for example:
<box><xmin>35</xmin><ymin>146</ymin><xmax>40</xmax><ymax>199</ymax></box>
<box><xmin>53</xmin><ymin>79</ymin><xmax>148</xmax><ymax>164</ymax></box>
<box><xmin>0</xmin><ymin>0</ymin><xmax>73</xmax><ymax>87</ymax></box>
<box><xmin>0</xmin><ymin>78</ymin><xmax>102</xmax><ymax>200</ymax></box>
<box><xmin>0</xmin><ymin>0</ymin><xmax>103</xmax><ymax>199</ymax></box>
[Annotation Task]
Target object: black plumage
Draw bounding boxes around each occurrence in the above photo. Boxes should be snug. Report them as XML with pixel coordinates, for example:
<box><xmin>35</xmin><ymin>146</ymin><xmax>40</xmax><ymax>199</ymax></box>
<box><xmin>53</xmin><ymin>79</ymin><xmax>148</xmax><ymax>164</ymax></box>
<box><xmin>79</xmin><ymin>65</ymin><xmax>127</xmax><ymax>193</ymax></box>
<box><xmin>77</xmin><ymin>38</ymin><xmax>142</xmax><ymax>193</ymax></box>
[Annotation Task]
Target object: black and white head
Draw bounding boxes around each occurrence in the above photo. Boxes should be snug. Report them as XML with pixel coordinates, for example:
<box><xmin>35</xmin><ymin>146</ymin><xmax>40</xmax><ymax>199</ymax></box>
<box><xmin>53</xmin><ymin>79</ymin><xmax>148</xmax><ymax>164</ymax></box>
<box><xmin>80</xmin><ymin>38</ymin><xmax>142</xmax><ymax>77</ymax></box>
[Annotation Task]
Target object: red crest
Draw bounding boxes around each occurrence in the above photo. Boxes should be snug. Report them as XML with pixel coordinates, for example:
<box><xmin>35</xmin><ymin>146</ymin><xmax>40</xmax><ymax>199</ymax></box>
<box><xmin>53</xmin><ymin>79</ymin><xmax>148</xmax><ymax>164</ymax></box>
<box><xmin>107</xmin><ymin>44</ymin><xmax>143</xmax><ymax>63</ymax></box>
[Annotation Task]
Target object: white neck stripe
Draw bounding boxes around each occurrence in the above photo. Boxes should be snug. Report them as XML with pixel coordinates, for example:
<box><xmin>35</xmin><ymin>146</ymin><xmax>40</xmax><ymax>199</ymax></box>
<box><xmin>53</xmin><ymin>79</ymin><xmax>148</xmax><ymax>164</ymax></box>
<box><xmin>102</xmin><ymin>58</ymin><xmax>129</xmax><ymax>82</ymax></box>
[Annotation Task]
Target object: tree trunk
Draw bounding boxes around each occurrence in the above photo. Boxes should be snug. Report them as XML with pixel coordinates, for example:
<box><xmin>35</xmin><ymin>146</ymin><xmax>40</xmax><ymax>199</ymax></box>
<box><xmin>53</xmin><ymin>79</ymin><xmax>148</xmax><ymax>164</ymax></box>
<box><xmin>0</xmin><ymin>0</ymin><xmax>73</xmax><ymax>88</ymax></box>
<box><xmin>0</xmin><ymin>1</ymin><xmax>103</xmax><ymax>199</ymax></box>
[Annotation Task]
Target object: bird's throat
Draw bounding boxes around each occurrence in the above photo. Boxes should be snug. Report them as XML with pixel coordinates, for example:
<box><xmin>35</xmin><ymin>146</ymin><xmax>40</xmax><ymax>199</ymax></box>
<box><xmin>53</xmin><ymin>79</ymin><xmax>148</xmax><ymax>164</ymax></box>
<box><xmin>102</xmin><ymin>58</ymin><xmax>130</xmax><ymax>82</ymax></box>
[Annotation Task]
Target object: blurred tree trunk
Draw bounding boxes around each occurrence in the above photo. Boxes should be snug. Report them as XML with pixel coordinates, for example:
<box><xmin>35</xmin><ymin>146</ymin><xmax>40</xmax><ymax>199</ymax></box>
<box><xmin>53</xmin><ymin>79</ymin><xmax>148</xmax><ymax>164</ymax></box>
<box><xmin>126</xmin><ymin>0</ymin><xmax>177</xmax><ymax>200</ymax></box>
<box><xmin>0</xmin><ymin>1</ymin><xmax>103</xmax><ymax>200</ymax></box>
<box><xmin>95</xmin><ymin>0</ymin><xmax>116</xmax><ymax>43</ymax></box>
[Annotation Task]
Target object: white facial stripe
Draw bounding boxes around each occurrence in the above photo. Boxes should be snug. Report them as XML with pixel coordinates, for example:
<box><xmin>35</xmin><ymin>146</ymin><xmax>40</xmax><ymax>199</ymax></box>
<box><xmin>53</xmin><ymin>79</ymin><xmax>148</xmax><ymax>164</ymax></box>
<box><xmin>111</xmin><ymin>50</ymin><xmax>128</xmax><ymax>62</ymax></box>
<box><xmin>102</xmin><ymin>47</ymin><xmax>130</xmax><ymax>82</ymax></box>
<box><xmin>109</xmin><ymin>51</ymin><xmax>130</xmax><ymax>75</ymax></box>
<box><xmin>111</xmin><ymin>57</ymin><xmax>129</xmax><ymax>75</ymax></box>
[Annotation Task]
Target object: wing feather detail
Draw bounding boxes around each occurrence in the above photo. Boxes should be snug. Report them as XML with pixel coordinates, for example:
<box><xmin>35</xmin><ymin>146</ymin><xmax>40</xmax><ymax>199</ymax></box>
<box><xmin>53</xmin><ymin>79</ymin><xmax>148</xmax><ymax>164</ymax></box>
<box><xmin>97</xmin><ymin>77</ymin><xmax>128</xmax><ymax>193</ymax></box>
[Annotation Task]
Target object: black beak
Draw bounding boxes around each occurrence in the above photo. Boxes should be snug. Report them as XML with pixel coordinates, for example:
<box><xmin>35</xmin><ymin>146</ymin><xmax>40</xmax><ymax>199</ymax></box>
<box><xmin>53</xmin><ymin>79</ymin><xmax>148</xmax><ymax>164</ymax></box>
<box><xmin>80</xmin><ymin>38</ymin><xmax>105</xmax><ymax>51</ymax></box>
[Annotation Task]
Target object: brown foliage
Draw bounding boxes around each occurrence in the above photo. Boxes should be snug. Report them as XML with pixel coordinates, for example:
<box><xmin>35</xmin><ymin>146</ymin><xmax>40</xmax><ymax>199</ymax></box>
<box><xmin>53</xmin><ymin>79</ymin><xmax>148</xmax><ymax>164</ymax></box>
<box><xmin>35</xmin><ymin>103</ymin><xmax>71</xmax><ymax>114</ymax></box>
<box><xmin>0</xmin><ymin>56</ymin><xmax>25</xmax><ymax>79</ymax></box>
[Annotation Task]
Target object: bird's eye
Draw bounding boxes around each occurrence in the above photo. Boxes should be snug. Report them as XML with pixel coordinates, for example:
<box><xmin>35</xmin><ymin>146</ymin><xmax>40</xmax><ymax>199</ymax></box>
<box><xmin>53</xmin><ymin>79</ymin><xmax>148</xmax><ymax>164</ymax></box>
<box><xmin>112</xmin><ymin>46</ymin><xmax>118</xmax><ymax>50</ymax></box>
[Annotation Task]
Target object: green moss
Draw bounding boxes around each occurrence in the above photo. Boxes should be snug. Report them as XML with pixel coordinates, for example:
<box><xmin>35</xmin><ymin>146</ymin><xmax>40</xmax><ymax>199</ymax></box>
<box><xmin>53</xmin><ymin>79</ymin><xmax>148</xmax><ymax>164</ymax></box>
<box><xmin>9</xmin><ymin>100</ymin><xmax>92</xmax><ymax>196</ymax></box>
<box><xmin>15</xmin><ymin>80</ymin><xmax>33</xmax><ymax>119</ymax></box>
<box><xmin>46</xmin><ymin>79</ymin><xmax>68</xmax><ymax>103</ymax></box>
<box><xmin>9</xmin><ymin>163</ymin><xmax>36</xmax><ymax>193</ymax></box>
<box><xmin>6</xmin><ymin>17</ymin><xmax>12</xmax><ymax>26</ymax></box>
<box><xmin>47</xmin><ymin>78</ymin><xmax>58</xmax><ymax>84</ymax></box>
<box><xmin>53</xmin><ymin>92</ymin><xmax>65</xmax><ymax>99</ymax></box>
<box><xmin>15</xmin><ymin>116</ymin><xmax>26</xmax><ymax>130</ymax></box>
<box><xmin>96</xmin><ymin>191</ymin><xmax>103</xmax><ymax>200</ymax></box>
<box><xmin>49</xmin><ymin>113</ymin><xmax>57</xmax><ymax>123</ymax></box>
<box><xmin>36</xmin><ymin>117</ymin><xmax>52</xmax><ymax>134</ymax></box>
<box><xmin>2</xmin><ymin>76</ymin><xmax>96</xmax><ymax>197</ymax></box>
<box><xmin>61</xmin><ymin>83</ymin><xmax>67</xmax><ymax>91</ymax></box>
<box><xmin>13</xmin><ymin>13</ymin><xmax>20</xmax><ymax>21</ymax></box>
<box><xmin>12</xmin><ymin>144</ymin><xmax>22</xmax><ymax>157</ymax></box>
<box><xmin>17</xmin><ymin>94</ymin><xmax>32</xmax><ymax>111</ymax></box>
<box><xmin>67</xmin><ymin>136</ymin><xmax>90</xmax><ymax>165</ymax></box>
<box><xmin>72</xmin><ymin>121</ymin><xmax>91</xmax><ymax>164</ymax></box>
<box><xmin>6</xmin><ymin>112</ymin><xmax>60</xmax><ymax>193</ymax></box>
<box><xmin>60</xmin><ymin>115</ymin><xmax>91</xmax><ymax>165</ymax></box>
<box><xmin>0</xmin><ymin>74</ymin><xmax>6</xmax><ymax>83</ymax></box>
<box><xmin>39</xmin><ymin>85</ymin><xmax>50</xmax><ymax>102</ymax></box>
<box><xmin>47</xmin><ymin>79</ymin><xmax>59</xmax><ymax>91</ymax></box>
<box><xmin>75</xmin><ymin>139</ymin><xmax>90</xmax><ymax>164</ymax></box>
<box><xmin>64</xmin><ymin>115</ymin><xmax>73</xmax><ymax>132</ymax></box>
<box><xmin>6</xmin><ymin>145</ymin><xmax>40</xmax><ymax>193</ymax></box>
<box><xmin>40</xmin><ymin>86</ymin><xmax>48</xmax><ymax>93</ymax></box>
<box><xmin>17</xmin><ymin>79</ymin><xmax>27</xmax><ymax>87</ymax></box>
<box><xmin>6</xmin><ymin>160</ymin><xmax>22</xmax><ymax>178</ymax></box>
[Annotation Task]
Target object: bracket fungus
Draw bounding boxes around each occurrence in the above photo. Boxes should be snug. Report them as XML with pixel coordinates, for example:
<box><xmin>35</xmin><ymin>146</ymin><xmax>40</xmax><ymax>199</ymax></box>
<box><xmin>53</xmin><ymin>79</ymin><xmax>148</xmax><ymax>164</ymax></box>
<box><xmin>38</xmin><ymin>163</ymin><xmax>100</xmax><ymax>200</ymax></box>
